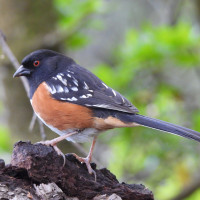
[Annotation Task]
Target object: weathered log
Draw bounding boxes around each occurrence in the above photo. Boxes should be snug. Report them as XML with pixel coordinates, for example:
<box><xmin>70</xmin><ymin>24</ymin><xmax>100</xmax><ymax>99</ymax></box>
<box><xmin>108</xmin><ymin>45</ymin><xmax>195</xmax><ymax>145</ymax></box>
<box><xmin>0</xmin><ymin>141</ymin><xmax>154</xmax><ymax>200</ymax></box>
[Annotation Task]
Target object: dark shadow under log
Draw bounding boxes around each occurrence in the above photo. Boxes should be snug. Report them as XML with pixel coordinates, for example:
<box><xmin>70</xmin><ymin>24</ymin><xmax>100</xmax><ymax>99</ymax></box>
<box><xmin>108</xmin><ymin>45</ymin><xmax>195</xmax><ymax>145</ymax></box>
<box><xmin>0</xmin><ymin>141</ymin><xmax>154</xmax><ymax>200</ymax></box>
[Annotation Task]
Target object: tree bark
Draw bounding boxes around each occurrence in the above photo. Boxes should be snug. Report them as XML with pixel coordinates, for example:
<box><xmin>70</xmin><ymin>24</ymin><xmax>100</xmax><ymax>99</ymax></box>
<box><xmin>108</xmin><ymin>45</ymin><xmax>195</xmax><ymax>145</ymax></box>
<box><xmin>0</xmin><ymin>141</ymin><xmax>154</xmax><ymax>200</ymax></box>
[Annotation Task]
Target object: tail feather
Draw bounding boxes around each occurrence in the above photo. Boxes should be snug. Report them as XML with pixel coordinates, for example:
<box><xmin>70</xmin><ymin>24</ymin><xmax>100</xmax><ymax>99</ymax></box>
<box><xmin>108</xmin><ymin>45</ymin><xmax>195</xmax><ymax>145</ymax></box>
<box><xmin>131</xmin><ymin>114</ymin><xmax>200</xmax><ymax>142</ymax></box>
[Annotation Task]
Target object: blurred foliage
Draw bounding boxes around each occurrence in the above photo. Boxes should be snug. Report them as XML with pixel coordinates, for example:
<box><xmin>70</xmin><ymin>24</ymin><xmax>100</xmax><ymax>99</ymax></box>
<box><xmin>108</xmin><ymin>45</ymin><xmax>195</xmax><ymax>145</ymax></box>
<box><xmin>0</xmin><ymin>101</ymin><xmax>11</xmax><ymax>155</ymax></box>
<box><xmin>0</xmin><ymin>126</ymin><xmax>11</xmax><ymax>152</ymax></box>
<box><xmin>0</xmin><ymin>125</ymin><xmax>12</xmax><ymax>164</ymax></box>
<box><xmin>53</xmin><ymin>0</ymin><xmax>104</xmax><ymax>50</ymax></box>
<box><xmin>94</xmin><ymin>23</ymin><xmax>200</xmax><ymax>200</ymax></box>
<box><xmin>95</xmin><ymin>23</ymin><xmax>200</xmax><ymax>90</ymax></box>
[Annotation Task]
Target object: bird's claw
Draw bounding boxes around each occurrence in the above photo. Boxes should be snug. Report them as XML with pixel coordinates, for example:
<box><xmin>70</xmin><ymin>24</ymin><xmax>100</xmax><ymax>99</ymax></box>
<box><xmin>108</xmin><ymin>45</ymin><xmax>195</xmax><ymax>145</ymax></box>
<box><xmin>72</xmin><ymin>153</ymin><xmax>97</xmax><ymax>181</ymax></box>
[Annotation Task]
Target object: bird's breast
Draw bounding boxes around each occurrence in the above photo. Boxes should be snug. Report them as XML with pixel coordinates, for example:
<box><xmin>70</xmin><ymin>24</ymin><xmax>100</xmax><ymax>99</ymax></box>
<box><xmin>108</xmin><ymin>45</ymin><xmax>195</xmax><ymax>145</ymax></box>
<box><xmin>31</xmin><ymin>82</ymin><xmax>94</xmax><ymax>131</ymax></box>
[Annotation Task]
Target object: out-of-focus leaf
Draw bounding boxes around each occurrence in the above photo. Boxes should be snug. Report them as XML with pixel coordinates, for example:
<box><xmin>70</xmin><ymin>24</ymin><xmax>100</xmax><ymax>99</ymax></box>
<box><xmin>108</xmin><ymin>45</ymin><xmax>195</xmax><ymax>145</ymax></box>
<box><xmin>53</xmin><ymin>0</ymin><xmax>104</xmax><ymax>50</ymax></box>
<box><xmin>0</xmin><ymin>126</ymin><xmax>11</xmax><ymax>152</ymax></box>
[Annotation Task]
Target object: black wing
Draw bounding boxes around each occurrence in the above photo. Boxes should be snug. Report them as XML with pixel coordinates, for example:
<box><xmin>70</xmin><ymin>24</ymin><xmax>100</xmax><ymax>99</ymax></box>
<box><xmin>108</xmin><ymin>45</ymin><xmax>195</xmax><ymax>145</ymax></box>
<box><xmin>45</xmin><ymin>63</ymin><xmax>138</xmax><ymax>114</ymax></box>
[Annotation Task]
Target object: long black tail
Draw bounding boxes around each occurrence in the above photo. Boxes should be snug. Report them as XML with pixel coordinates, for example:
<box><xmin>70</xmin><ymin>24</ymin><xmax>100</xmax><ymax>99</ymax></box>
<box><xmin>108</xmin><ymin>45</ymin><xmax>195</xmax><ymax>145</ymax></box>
<box><xmin>131</xmin><ymin>114</ymin><xmax>200</xmax><ymax>142</ymax></box>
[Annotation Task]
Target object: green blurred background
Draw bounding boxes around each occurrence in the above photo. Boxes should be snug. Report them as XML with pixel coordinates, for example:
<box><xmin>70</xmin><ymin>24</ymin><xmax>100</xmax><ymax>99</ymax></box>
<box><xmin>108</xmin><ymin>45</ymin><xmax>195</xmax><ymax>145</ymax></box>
<box><xmin>1</xmin><ymin>0</ymin><xmax>200</xmax><ymax>199</ymax></box>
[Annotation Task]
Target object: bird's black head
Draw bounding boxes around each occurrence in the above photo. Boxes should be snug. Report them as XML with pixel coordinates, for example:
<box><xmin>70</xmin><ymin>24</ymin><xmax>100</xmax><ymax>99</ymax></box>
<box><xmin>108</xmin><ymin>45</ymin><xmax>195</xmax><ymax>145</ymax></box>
<box><xmin>13</xmin><ymin>49</ymin><xmax>75</xmax><ymax>98</ymax></box>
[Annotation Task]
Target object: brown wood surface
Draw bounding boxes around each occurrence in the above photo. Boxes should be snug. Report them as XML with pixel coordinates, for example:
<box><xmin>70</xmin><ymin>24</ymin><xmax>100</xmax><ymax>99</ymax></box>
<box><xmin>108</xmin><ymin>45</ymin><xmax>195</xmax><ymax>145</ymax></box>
<box><xmin>0</xmin><ymin>141</ymin><xmax>154</xmax><ymax>200</ymax></box>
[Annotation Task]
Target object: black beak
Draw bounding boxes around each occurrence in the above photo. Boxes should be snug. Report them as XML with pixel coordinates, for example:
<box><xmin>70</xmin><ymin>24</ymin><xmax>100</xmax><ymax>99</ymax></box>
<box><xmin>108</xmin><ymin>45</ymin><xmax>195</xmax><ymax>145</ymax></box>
<box><xmin>13</xmin><ymin>65</ymin><xmax>32</xmax><ymax>78</ymax></box>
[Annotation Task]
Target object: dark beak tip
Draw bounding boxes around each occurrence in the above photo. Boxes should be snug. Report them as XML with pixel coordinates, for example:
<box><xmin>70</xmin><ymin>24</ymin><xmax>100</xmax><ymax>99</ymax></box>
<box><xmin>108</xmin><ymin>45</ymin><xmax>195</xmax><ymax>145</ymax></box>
<box><xmin>13</xmin><ymin>73</ymin><xmax>19</xmax><ymax>78</ymax></box>
<box><xmin>13</xmin><ymin>65</ymin><xmax>31</xmax><ymax>78</ymax></box>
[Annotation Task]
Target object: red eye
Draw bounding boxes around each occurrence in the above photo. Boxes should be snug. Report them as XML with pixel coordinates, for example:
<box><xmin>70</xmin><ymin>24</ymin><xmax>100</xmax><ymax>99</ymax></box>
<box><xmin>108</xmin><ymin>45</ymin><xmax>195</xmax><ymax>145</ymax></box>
<box><xmin>33</xmin><ymin>60</ymin><xmax>40</xmax><ymax>67</ymax></box>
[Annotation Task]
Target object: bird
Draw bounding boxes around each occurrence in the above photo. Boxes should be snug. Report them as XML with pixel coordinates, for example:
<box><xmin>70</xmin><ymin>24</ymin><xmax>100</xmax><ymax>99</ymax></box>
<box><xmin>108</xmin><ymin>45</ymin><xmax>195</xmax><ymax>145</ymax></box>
<box><xmin>13</xmin><ymin>49</ymin><xmax>200</xmax><ymax>179</ymax></box>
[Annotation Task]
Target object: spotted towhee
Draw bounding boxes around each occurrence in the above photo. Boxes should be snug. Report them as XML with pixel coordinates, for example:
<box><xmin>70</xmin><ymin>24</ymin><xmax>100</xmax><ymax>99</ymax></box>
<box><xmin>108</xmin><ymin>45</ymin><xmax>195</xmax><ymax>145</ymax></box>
<box><xmin>13</xmin><ymin>49</ymin><xmax>200</xmax><ymax>178</ymax></box>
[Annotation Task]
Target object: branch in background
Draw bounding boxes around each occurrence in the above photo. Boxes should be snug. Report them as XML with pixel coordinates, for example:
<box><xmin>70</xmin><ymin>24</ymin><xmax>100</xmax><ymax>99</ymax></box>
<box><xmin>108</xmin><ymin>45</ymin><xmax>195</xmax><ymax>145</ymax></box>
<box><xmin>168</xmin><ymin>0</ymin><xmax>183</xmax><ymax>26</ymax></box>
<box><xmin>0</xmin><ymin>31</ymin><xmax>29</xmax><ymax>94</ymax></box>
<box><xmin>0</xmin><ymin>30</ymin><xmax>46</xmax><ymax>140</ymax></box>
<box><xmin>195</xmin><ymin>0</ymin><xmax>200</xmax><ymax>24</ymax></box>
<box><xmin>29</xmin><ymin>113</ymin><xmax>37</xmax><ymax>132</ymax></box>
<box><xmin>147</xmin><ymin>0</ymin><xmax>164</xmax><ymax>19</ymax></box>
<box><xmin>171</xmin><ymin>173</ymin><xmax>200</xmax><ymax>200</ymax></box>
<box><xmin>32</xmin><ymin>14</ymin><xmax>92</xmax><ymax>49</ymax></box>
<box><xmin>29</xmin><ymin>113</ymin><xmax>46</xmax><ymax>141</ymax></box>
<box><xmin>37</xmin><ymin>117</ymin><xmax>47</xmax><ymax>141</ymax></box>
<box><xmin>147</xmin><ymin>0</ymin><xmax>183</xmax><ymax>25</ymax></box>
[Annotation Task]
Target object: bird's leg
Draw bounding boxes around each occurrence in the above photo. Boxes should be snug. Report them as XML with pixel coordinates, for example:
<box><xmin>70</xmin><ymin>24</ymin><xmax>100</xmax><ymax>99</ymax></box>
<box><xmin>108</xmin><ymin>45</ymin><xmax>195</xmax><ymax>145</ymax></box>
<box><xmin>37</xmin><ymin>131</ymin><xmax>77</xmax><ymax>165</ymax></box>
<box><xmin>72</xmin><ymin>136</ymin><xmax>97</xmax><ymax>180</ymax></box>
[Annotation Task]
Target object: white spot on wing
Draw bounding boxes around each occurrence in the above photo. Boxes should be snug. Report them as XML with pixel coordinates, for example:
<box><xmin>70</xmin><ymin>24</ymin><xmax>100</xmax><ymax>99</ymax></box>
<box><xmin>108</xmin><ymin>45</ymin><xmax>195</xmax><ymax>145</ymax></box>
<box><xmin>73</xmin><ymin>79</ymin><xmax>79</xmax><ymax>86</ymax></box>
<box><xmin>112</xmin><ymin>89</ymin><xmax>117</xmax><ymax>96</ymax></box>
<box><xmin>83</xmin><ymin>82</ymin><xmax>89</xmax><ymax>90</ymax></box>
<box><xmin>102</xmin><ymin>83</ymin><xmax>108</xmax><ymax>89</ymax></box>
<box><xmin>44</xmin><ymin>82</ymin><xmax>65</xmax><ymax>95</ymax></box>
<box><xmin>60</xmin><ymin>97</ymin><xmax>67</xmax><ymax>100</ymax></box>
<box><xmin>48</xmin><ymin>85</ymin><xmax>56</xmax><ymax>94</ymax></box>
<box><xmin>80</xmin><ymin>94</ymin><xmax>92</xmax><ymax>98</ymax></box>
<box><xmin>52</xmin><ymin>77</ymin><xmax>57</xmax><ymax>80</ymax></box>
<box><xmin>93</xmin><ymin>104</ymin><xmax>110</xmax><ymax>108</ymax></box>
<box><xmin>85</xmin><ymin>104</ymin><xmax>110</xmax><ymax>108</ymax></box>
<box><xmin>65</xmin><ymin>87</ymin><xmax>69</xmax><ymax>93</ymax></box>
<box><xmin>67</xmin><ymin>97</ymin><xmax>78</xmax><ymax>101</ymax></box>
<box><xmin>57</xmin><ymin>74</ymin><xmax>67</xmax><ymax>86</ymax></box>
<box><xmin>56</xmin><ymin>85</ymin><xmax>64</xmax><ymax>93</ymax></box>
<box><xmin>67</xmin><ymin>70</ymin><xmax>74</xmax><ymax>74</ymax></box>
<box><xmin>67</xmin><ymin>74</ymin><xmax>71</xmax><ymax>78</ymax></box>
<box><xmin>80</xmin><ymin>95</ymin><xmax>87</xmax><ymax>98</ymax></box>
<box><xmin>71</xmin><ymin>87</ymin><xmax>78</xmax><ymax>91</ymax></box>
<box><xmin>62</xmin><ymin>79</ymin><xmax>68</xmax><ymax>85</ymax></box>
<box><xmin>57</xmin><ymin>74</ymin><xmax>62</xmax><ymax>80</ymax></box>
